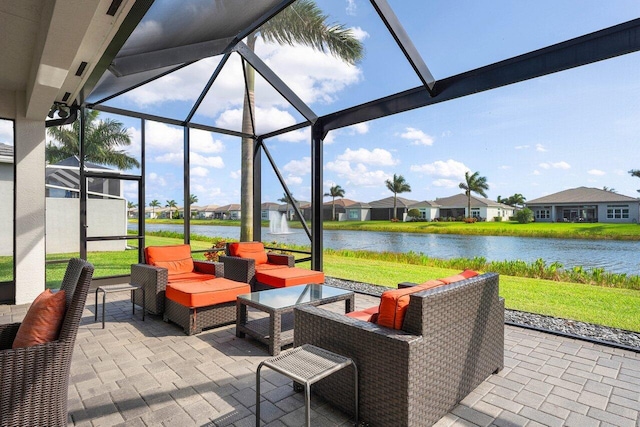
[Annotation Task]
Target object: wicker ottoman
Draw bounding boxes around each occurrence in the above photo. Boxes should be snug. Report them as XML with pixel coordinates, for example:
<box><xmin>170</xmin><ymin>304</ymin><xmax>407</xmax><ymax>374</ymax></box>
<box><xmin>254</xmin><ymin>267</ymin><xmax>325</xmax><ymax>291</ymax></box>
<box><xmin>164</xmin><ymin>278</ymin><xmax>251</xmax><ymax>335</ymax></box>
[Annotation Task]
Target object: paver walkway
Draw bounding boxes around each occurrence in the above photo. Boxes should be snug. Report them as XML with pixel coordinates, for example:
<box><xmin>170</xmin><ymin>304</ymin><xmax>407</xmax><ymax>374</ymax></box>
<box><xmin>2</xmin><ymin>289</ymin><xmax>639</xmax><ymax>426</ymax></box>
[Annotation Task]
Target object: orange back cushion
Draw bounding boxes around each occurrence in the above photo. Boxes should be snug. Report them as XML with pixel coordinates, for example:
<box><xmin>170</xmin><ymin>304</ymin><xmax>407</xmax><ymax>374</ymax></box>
<box><xmin>438</xmin><ymin>269</ymin><xmax>479</xmax><ymax>284</ymax></box>
<box><xmin>377</xmin><ymin>280</ymin><xmax>444</xmax><ymax>330</ymax></box>
<box><xmin>228</xmin><ymin>242</ymin><xmax>268</xmax><ymax>265</ymax></box>
<box><xmin>145</xmin><ymin>244</ymin><xmax>194</xmax><ymax>275</ymax></box>
<box><xmin>13</xmin><ymin>289</ymin><xmax>67</xmax><ymax>348</ymax></box>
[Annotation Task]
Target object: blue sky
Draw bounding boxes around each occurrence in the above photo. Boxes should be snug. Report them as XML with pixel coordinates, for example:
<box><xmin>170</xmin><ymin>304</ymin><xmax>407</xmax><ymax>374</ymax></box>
<box><xmin>6</xmin><ymin>1</ymin><xmax>640</xmax><ymax>209</ymax></box>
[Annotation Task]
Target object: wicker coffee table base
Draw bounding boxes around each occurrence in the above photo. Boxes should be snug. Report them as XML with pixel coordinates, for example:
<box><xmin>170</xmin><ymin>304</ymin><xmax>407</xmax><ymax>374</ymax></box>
<box><xmin>163</xmin><ymin>299</ymin><xmax>236</xmax><ymax>335</ymax></box>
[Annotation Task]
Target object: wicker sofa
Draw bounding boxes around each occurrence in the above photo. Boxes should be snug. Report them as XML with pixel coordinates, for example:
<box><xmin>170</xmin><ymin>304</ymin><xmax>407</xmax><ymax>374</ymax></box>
<box><xmin>294</xmin><ymin>272</ymin><xmax>504</xmax><ymax>427</ymax></box>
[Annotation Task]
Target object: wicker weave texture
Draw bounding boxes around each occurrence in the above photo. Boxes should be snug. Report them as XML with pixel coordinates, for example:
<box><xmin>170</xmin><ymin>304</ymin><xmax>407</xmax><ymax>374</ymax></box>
<box><xmin>0</xmin><ymin>258</ymin><xmax>94</xmax><ymax>427</ymax></box>
<box><xmin>131</xmin><ymin>263</ymin><xmax>167</xmax><ymax>315</ymax></box>
<box><xmin>163</xmin><ymin>299</ymin><xmax>236</xmax><ymax>335</ymax></box>
<box><xmin>294</xmin><ymin>273</ymin><xmax>504</xmax><ymax>427</ymax></box>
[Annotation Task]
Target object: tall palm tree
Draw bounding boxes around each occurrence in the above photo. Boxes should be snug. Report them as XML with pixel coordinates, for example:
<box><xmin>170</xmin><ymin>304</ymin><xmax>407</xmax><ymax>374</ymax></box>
<box><xmin>127</xmin><ymin>201</ymin><xmax>137</xmax><ymax>218</ymax></box>
<box><xmin>189</xmin><ymin>194</ymin><xmax>198</xmax><ymax>204</ymax></box>
<box><xmin>385</xmin><ymin>174</ymin><xmax>411</xmax><ymax>220</ymax></box>
<box><xmin>149</xmin><ymin>199</ymin><xmax>160</xmax><ymax>219</ymax></box>
<box><xmin>46</xmin><ymin>109</ymin><xmax>139</xmax><ymax>170</ymax></box>
<box><xmin>602</xmin><ymin>186</ymin><xmax>617</xmax><ymax>193</ymax></box>
<box><xmin>239</xmin><ymin>0</ymin><xmax>364</xmax><ymax>241</ymax></box>
<box><xmin>324</xmin><ymin>184</ymin><xmax>345</xmax><ymax>221</ymax></box>
<box><xmin>459</xmin><ymin>171</ymin><xmax>489</xmax><ymax>218</ymax></box>
<box><xmin>278</xmin><ymin>193</ymin><xmax>296</xmax><ymax>220</ymax></box>
<box><xmin>166</xmin><ymin>200</ymin><xmax>178</xmax><ymax>219</ymax></box>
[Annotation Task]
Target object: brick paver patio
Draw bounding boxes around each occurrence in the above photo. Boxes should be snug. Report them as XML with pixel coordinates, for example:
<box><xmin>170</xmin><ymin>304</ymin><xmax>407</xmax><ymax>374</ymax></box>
<box><xmin>2</xmin><ymin>289</ymin><xmax>639</xmax><ymax>426</ymax></box>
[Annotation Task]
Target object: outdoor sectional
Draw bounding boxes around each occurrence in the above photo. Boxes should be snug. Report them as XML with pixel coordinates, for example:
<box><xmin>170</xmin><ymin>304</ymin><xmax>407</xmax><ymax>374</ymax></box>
<box><xmin>294</xmin><ymin>272</ymin><xmax>504</xmax><ymax>427</ymax></box>
<box><xmin>131</xmin><ymin>244</ymin><xmax>251</xmax><ymax>335</ymax></box>
<box><xmin>219</xmin><ymin>242</ymin><xmax>324</xmax><ymax>291</ymax></box>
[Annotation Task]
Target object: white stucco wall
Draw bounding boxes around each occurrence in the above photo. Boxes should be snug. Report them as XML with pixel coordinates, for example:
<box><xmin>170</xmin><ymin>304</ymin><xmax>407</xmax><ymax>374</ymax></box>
<box><xmin>0</xmin><ymin>161</ymin><xmax>13</xmax><ymax>256</ymax></box>
<box><xmin>46</xmin><ymin>198</ymin><xmax>127</xmax><ymax>254</ymax></box>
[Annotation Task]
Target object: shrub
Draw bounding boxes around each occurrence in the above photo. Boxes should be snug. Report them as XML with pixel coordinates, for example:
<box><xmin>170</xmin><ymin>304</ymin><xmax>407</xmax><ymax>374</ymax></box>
<box><xmin>463</xmin><ymin>217</ymin><xmax>477</xmax><ymax>223</ymax></box>
<box><xmin>493</xmin><ymin>216</ymin><xmax>502</xmax><ymax>222</ymax></box>
<box><xmin>407</xmin><ymin>208</ymin><xmax>421</xmax><ymax>219</ymax></box>
<box><xmin>515</xmin><ymin>208</ymin><xmax>534</xmax><ymax>224</ymax></box>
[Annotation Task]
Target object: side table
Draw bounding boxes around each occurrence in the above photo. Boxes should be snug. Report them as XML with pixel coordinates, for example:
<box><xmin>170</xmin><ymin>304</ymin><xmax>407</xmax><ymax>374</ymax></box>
<box><xmin>256</xmin><ymin>344</ymin><xmax>358</xmax><ymax>426</ymax></box>
<box><xmin>95</xmin><ymin>283</ymin><xmax>145</xmax><ymax>329</ymax></box>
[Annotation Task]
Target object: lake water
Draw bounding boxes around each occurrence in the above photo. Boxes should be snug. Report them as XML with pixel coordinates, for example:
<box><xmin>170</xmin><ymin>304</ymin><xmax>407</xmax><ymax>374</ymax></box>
<box><xmin>131</xmin><ymin>223</ymin><xmax>640</xmax><ymax>275</ymax></box>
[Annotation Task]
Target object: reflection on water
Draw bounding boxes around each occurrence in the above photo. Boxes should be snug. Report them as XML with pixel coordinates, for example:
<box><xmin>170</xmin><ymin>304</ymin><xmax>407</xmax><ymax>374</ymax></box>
<box><xmin>131</xmin><ymin>223</ymin><xmax>640</xmax><ymax>275</ymax></box>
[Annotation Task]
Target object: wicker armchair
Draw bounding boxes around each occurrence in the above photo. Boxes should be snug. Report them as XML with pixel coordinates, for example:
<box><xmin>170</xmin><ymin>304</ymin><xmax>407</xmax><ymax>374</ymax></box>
<box><xmin>219</xmin><ymin>242</ymin><xmax>294</xmax><ymax>291</ymax></box>
<box><xmin>294</xmin><ymin>272</ymin><xmax>504</xmax><ymax>427</ymax></box>
<box><xmin>131</xmin><ymin>245</ymin><xmax>225</xmax><ymax>315</ymax></box>
<box><xmin>0</xmin><ymin>258</ymin><xmax>94</xmax><ymax>427</ymax></box>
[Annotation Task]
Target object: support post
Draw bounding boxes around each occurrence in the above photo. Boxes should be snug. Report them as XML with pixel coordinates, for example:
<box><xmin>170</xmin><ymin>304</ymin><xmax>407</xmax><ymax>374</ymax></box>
<box><xmin>183</xmin><ymin>126</ymin><xmax>190</xmax><ymax>243</ymax></box>
<box><xmin>311</xmin><ymin>122</ymin><xmax>324</xmax><ymax>271</ymax></box>
<box><xmin>253</xmin><ymin>137</ymin><xmax>262</xmax><ymax>242</ymax></box>
<box><xmin>139</xmin><ymin>118</ymin><xmax>146</xmax><ymax>263</ymax></box>
<box><xmin>79</xmin><ymin>106</ymin><xmax>87</xmax><ymax>260</ymax></box>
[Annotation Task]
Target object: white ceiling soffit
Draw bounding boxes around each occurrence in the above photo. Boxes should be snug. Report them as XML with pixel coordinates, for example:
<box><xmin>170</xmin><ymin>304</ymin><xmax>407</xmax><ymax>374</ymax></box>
<box><xmin>23</xmin><ymin>0</ymin><xmax>136</xmax><ymax>119</ymax></box>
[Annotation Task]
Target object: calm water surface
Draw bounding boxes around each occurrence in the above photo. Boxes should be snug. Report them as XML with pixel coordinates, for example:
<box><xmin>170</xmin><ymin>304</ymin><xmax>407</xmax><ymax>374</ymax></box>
<box><xmin>131</xmin><ymin>223</ymin><xmax>640</xmax><ymax>275</ymax></box>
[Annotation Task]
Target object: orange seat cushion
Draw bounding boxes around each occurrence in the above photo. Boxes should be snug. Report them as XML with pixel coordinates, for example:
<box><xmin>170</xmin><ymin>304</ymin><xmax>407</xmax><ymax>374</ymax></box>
<box><xmin>228</xmin><ymin>242</ymin><xmax>268</xmax><ymax>265</ymax></box>
<box><xmin>438</xmin><ymin>269</ymin><xmax>479</xmax><ymax>284</ymax></box>
<box><xmin>145</xmin><ymin>244</ymin><xmax>194</xmax><ymax>275</ymax></box>
<box><xmin>255</xmin><ymin>263</ymin><xmax>289</xmax><ymax>272</ymax></box>
<box><xmin>346</xmin><ymin>305</ymin><xmax>379</xmax><ymax>323</ymax></box>
<box><xmin>13</xmin><ymin>289</ymin><xmax>67</xmax><ymax>349</ymax></box>
<box><xmin>377</xmin><ymin>280</ymin><xmax>444</xmax><ymax>330</ymax></box>
<box><xmin>165</xmin><ymin>278</ymin><xmax>251</xmax><ymax>308</ymax></box>
<box><xmin>255</xmin><ymin>267</ymin><xmax>325</xmax><ymax>288</ymax></box>
<box><xmin>168</xmin><ymin>272</ymin><xmax>216</xmax><ymax>283</ymax></box>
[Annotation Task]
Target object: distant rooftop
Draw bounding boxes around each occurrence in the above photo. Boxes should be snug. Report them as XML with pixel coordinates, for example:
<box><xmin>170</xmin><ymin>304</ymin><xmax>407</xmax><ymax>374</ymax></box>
<box><xmin>527</xmin><ymin>186</ymin><xmax>639</xmax><ymax>204</ymax></box>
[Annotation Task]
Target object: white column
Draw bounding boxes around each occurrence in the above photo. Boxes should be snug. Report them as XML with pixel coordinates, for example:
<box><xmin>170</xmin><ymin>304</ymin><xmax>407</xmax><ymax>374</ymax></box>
<box><xmin>14</xmin><ymin>92</ymin><xmax>46</xmax><ymax>304</ymax></box>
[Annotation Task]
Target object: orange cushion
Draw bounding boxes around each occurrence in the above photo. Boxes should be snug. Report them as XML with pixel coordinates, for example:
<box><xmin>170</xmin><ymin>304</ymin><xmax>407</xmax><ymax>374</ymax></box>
<box><xmin>346</xmin><ymin>305</ymin><xmax>379</xmax><ymax>322</ymax></box>
<box><xmin>255</xmin><ymin>267</ymin><xmax>325</xmax><ymax>288</ymax></box>
<box><xmin>12</xmin><ymin>289</ymin><xmax>66</xmax><ymax>348</ymax></box>
<box><xmin>145</xmin><ymin>244</ymin><xmax>194</xmax><ymax>275</ymax></box>
<box><xmin>377</xmin><ymin>280</ymin><xmax>444</xmax><ymax>330</ymax></box>
<box><xmin>255</xmin><ymin>263</ymin><xmax>289</xmax><ymax>272</ymax></box>
<box><xmin>165</xmin><ymin>278</ymin><xmax>251</xmax><ymax>308</ymax></box>
<box><xmin>228</xmin><ymin>242</ymin><xmax>269</xmax><ymax>265</ymax></box>
<box><xmin>438</xmin><ymin>270</ymin><xmax>479</xmax><ymax>284</ymax></box>
<box><xmin>168</xmin><ymin>272</ymin><xmax>216</xmax><ymax>283</ymax></box>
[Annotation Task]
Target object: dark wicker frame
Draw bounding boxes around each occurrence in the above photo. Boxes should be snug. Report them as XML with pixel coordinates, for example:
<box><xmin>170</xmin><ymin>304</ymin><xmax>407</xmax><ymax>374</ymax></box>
<box><xmin>163</xmin><ymin>298</ymin><xmax>237</xmax><ymax>335</ymax></box>
<box><xmin>130</xmin><ymin>259</ymin><xmax>224</xmax><ymax>315</ymax></box>
<box><xmin>219</xmin><ymin>242</ymin><xmax>294</xmax><ymax>291</ymax></box>
<box><xmin>0</xmin><ymin>258</ymin><xmax>94</xmax><ymax>427</ymax></box>
<box><xmin>294</xmin><ymin>272</ymin><xmax>504</xmax><ymax>427</ymax></box>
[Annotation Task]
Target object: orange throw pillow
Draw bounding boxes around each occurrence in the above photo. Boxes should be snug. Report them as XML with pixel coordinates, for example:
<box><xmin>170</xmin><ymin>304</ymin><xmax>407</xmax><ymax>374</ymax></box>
<box><xmin>145</xmin><ymin>244</ymin><xmax>194</xmax><ymax>275</ymax></box>
<box><xmin>12</xmin><ymin>289</ymin><xmax>66</xmax><ymax>349</ymax></box>
<box><xmin>438</xmin><ymin>269</ymin><xmax>479</xmax><ymax>284</ymax></box>
<box><xmin>228</xmin><ymin>242</ymin><xmax>268</xmax><ymax>265</ymax></box>
<box><xmin>377</xmin><ymin>280</ymin><xmax>444</xmax><ymax>329</ymax></box>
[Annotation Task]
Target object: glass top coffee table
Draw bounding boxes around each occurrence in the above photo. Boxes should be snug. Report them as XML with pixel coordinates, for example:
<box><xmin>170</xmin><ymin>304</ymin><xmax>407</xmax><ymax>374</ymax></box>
<box><xmin>236</xmin><ymin>284</ymin><xmax>355</xmax><ymax>355</ymax></box>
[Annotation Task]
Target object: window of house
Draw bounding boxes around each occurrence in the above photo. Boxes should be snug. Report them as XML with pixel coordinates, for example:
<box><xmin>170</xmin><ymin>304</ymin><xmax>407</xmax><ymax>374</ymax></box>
<box><xmin>348</xmin><ymin>209</ymin><xmax>359</xmax><ymax>219</ymax></box>
<box><xmin>536</xmin><ymin>209</ymin><xmax>550</xmax><ymax>219</ymax></box>
<box><xmin>471</xmin><ymin>208</ymin><xmax>480</xmax><ymax>218</ymax></box>
<box><xmin>607</xmin><ymin>205</ymin><xmax>629</xmax><ymax>219</ymax></box>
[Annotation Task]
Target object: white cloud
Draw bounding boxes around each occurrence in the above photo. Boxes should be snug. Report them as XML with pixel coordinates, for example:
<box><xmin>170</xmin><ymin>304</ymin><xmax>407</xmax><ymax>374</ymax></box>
<box><xmin>499</xmin><ymin>165</ymin><xmax>511</xmax><ymax>170</ymax></box>
<box><xmin>191</xmin><ymin>166</ymin><xmax>209</xmax><ymax>177</ymax></box>
<box><xmin>276</xmin><ymin>128</ymin><xmax>308</xmax><ymax>143</ymax></box>
<box><xmin>284</xmin><ymin>157</ymin><xmax>311</xmax><ymax>175</ymax></box>
<box><xmin>215</xmin><ymin>106</ymin><xmax>302</xmax><ymax>137</ymax></box>
<box><xmin>588</xmin><ymin>169</ymin><xmax>606</xmax><ymax>176</ymax></box>
<box><xmin>230</xmin><ymin>169</ymin><xmax>241</xmax><ymax>179</ymax></box>
<box><xmin>535</xmin><ymin>144</ymin><xmax>547</xmax><ymax>152</ymax></box>
<box><xmin>336</xmin><ymin>148</ymin><xmax>397</xmax><ymax>166</ymax></box>
<box><xmin>532</xmin><ymin>170</ymin><xmax>541</xmax><ymax>175</ymax></box>
<box><xmin>154</xmin><ymin>151</ymin><xmax>224</xmax><ymax>168</ymax></box>
<box><xmin>325</xmin><ymin>159</ymin><xmax>390</xmax><ymax>187</ymax></box>
<box><xmin>400</xmin><ymin>127</ymin><xmax>434</xmax><ymax>146</ymax></box>
<box><xmin>540</xmin><ymin>161</ymin><xmax>570</xmax><ymax>170</ymax></box>
<box><xmin>349</xmin><ymin>26</ymin><xmax>369</xmax><ymax>42</ymax></box>
<box><xmin>432</xmin><ymin>179</ymin><xmax>458</xmax><ymax>188</ymax></box>
<box><xmin>190</xmin><ymin>129</ymin><xmax>224</xmax><ymax>153</ymax></box>
<box><xmin>346</xmin><ymin>0</ymin><xmax>357</xmax><ymax>15</ymax></box>
<box><xmin>515</xmin><ymin>145</ymin><xmax>530</xmax><ymax>150</ymax></box>
<box><xmin>410</xmin><ymin>159</ymin><xmax>468</xmax><ymax>178</ymax></box>
<box><xmin>347</xmin><ymin>122</ymin><xmax>369</xmax><ymax>134</ymax></box>
<box><xmin>285</xmin><ymin>175</ymin><xmax>303</xmax><ymax>186</ymax></box>
<box><xmin>148</xmin><ymin>172</ymin><xmax>166</xmax><ymax>187</ymax></box>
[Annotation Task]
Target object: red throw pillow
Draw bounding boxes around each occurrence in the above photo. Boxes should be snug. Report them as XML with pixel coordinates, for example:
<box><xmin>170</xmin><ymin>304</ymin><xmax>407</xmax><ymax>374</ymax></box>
<box><xmin>12</xmin><ymin>289</ymin><xmax>67</xmax><ymax>349</ymax></box>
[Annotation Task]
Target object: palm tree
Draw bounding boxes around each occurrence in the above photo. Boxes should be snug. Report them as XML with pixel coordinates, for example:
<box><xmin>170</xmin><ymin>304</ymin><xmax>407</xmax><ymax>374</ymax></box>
<box><xmin>508</xmin><ymin>193</ymin><xmax>526</xmax><ymax>207</ymax></box>
<box><xmin>459</xmin><ymin>171</ymin><xmax>489</xmax><ymax>218</ymax></box>
<box><xmin>324</xmin><ymin>184</ymin><xmax>345</xmax><ymax>221</ymax></box>
<box><xmin>385</xmin><ymin>174</ymin><xmax>411</xmax><ymax>220</ymax></box>
<box><xmin>603</xmin><ymin>186</ymin><xmax>617</xmax><ymax>193</ymax></box>
<box><xmin>239</xmin><ymin>0</ymin><xmax>364</xmax><ymax>241</ymax></box>
<box><xmin>166</xmin><ymin>200</ymin><xmax>178</xmax><ymax>219</ymax></box>
<box><xmin>46</xmin><ymin>109</ymin><xmax>139</xmax><ymax>170</ymax></box>
<box><xmin>149</xmin><ymin>199</ymin><xmax>160</xmax><ymax>219</ymax></box>
<box><xmin>189</xmin><ymin>194</ymin><xmax>198</xmax><ymax>204</ymax></box>
<box><xmin>278</xmin><ymin>193</ymin><xmax>296</xmax><ymax>220</ymax></box>
<box><xmin>127</xmin><ymin>201</ymin><xmax>137</xmax><ymax>218</ymax></box>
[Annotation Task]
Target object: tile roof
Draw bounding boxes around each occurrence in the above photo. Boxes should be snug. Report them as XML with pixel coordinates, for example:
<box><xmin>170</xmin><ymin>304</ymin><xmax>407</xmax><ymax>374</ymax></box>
<box><xmin>368</xmin><ymin>196</ymin><xmax>419</xmax><ymax>209</ymax></box>
<box><xmin>322</xmin><ymin>198</ymin><xmax>358</xmax><ymax>207</ymax></box>
<box><xmin>433</xmin><ymin>193</ymin><xmax>509</xmax><ymax>208</ymax></box>
<box><xmin>527</xmin><ymin>186</ymin><xmax>639</xmax><ymax>204</ymax></box>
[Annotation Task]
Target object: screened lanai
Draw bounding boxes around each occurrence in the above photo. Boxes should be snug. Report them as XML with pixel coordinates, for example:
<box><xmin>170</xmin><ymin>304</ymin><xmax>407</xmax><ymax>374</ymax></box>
<box><xmin>65</xmin><ymin>0</ymin><xmax>640</xmax><ymax>274</ymax></box>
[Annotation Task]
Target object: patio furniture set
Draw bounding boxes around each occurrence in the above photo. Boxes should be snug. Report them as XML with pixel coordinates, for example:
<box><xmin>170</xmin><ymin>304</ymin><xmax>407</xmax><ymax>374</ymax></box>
<box><xmin>0</xmin><ymin>244</ymin><xmax>504</xmax><ymax>427</ymax></box>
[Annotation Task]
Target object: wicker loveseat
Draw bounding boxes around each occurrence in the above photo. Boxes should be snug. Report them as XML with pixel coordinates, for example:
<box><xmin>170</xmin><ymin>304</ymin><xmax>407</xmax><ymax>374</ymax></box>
<box><xmin>220</xmin><ymin>242</ymin><xmax>324</xmax><ymax>291</ymax></box>
<box><xmin>294</xmin><ymin>272</ymin><xmax>504</xmax><ymax>427</ymax></box>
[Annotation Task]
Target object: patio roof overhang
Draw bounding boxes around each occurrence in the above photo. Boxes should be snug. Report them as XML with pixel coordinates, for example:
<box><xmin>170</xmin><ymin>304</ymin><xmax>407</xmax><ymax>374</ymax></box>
<box><xmin>73</xmin><ymin>1</ymin><xmax>640</xmax><ymax>268</ymax></box>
